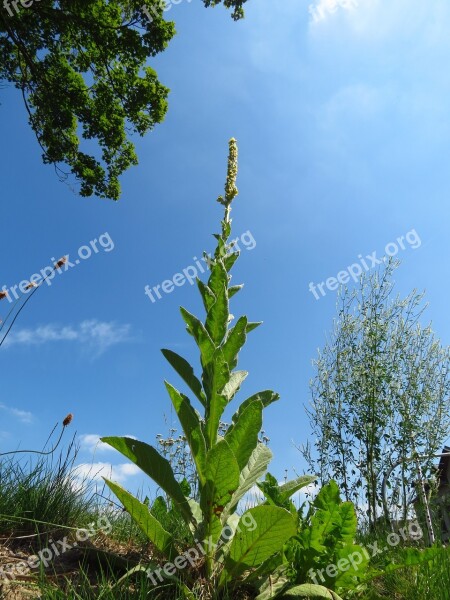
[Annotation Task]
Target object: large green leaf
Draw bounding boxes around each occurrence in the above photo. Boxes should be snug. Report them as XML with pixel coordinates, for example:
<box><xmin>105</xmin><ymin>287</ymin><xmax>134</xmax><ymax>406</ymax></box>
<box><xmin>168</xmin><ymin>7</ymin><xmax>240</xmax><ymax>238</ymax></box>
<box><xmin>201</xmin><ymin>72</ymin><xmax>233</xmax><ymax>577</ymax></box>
<box><xmin>203</xmin><ymin>349</ymin><xmax>231</xmax><ymax>447</ymax></box>
<box><xmin>200</xmin><ymin>440</ymin><xmax>240</xmax><ymax>548</ymax></box>
<box><xmin>164</xmin><ymin>382</ymin><xmax>207</xmax><ymax>485</ymax></box>
<box><xmin>201</xmin><ymin>440</ymin><xmax>240</xmax><ymax>519</ymax></box>
<box><xmin>333</xmin><ymin>544</ymin><xmax>368</xmax><ymax>590</ymax></box>
<box><xmin>103</xmin><ymin>479</ymin><xmax>176</xmax><ymax>559</ymax></box>
<box><xmin>227</xmin><ymin>391</ymin><xmax>280</xmax><ymax>436</ymax></box>
<box><xmin>205</xmin><ymin>261</ymin><xmax>229</xmax><ymax>345</ymax></box>
<box><xmin>225</xmin><ymin>400</ymin><xmax>262</xmax><ymax>470</ymax></box>
<box><xmin>101</xmin><ymin>437</ymin><xmax>193</xmax><ymax>523</ymax></box>
<box><xmin>225</xmin><ymin>443</ymin><xmax>273</xmax><ymax>517</ymax></box>
<box><xmin>222</xmin><ymin>316</ymin><xmax>247</xmax><ymax>370</ymax></box>
<box><xmin>279</xmin><ymin>584</ymin><xmax>344</xmax><ymax>599</ymax></box>
<box><xmin>308</xmin><ymin>480</ymin><xmax>344</xmax><ymax>544</ymax></box>
<box><xmin>278</xmin><ymin>475</ymin><xmax>317</xmax><ymax>503</ymax></box>
<box><xmin>161</xmin><ymin>349</ymin><xmax>206</xmax><ymax>407</ymax></box>
<box><xmin>180</xmin><ymin>307</ymin><xmax>215</xmax><ymax>367</ymax></box>
<box><xmin>222</xmin><ymin>370</ymin><xmax>248</xmax><ymax>401</ymax></box>
<box><xmin>223</xmin><ymin>506</ymin><xmax>296</xmax><ymax>580</ymax></box>
<box><xmin>337</xmin><ymin>501</ymin><xmax>357</xmax><ymax>545</ymax></box>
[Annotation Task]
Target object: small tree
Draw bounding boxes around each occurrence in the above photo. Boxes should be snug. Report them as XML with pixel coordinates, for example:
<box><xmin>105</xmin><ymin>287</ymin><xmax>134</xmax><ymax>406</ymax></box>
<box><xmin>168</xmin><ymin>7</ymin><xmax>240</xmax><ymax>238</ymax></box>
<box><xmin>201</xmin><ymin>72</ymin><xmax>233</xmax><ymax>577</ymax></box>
<box><xmin>304</xmin><ymin>259</ymin><xmax>450</xmax><ymax>529</ymax></box>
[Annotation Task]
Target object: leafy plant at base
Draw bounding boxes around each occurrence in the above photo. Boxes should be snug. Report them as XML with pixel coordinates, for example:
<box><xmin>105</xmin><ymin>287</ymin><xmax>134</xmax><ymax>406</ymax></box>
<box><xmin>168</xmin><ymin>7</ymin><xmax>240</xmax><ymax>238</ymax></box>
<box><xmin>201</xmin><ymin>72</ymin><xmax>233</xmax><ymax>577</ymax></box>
<box><xmin>101</xmin><ymin>139</ymin><xmax>306</xmax><ymax>597</ymax></box>
<box><xmin>254</xmin><ymin>479</ymin><xmax>367</xmax><ymax>599</ymax></box>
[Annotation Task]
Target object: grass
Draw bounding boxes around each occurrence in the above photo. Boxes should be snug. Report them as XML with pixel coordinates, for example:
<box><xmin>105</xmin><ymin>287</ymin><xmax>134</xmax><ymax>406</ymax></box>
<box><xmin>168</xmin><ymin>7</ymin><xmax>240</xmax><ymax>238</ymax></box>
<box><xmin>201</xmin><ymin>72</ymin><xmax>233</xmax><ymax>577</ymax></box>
<box><xmin>0</xmin><ymin>436</ymin><xmax>94</xmax><ymax>539</ymax></box>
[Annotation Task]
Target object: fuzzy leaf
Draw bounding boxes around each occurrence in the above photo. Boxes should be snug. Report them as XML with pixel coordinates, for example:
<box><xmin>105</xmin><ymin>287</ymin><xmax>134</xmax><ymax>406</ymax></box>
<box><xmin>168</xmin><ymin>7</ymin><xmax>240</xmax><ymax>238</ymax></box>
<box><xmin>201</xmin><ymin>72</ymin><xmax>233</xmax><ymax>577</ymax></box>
<box><xmin>101</xmin><ymin>437</ymin><xmax>193</xmax><ymax>523</ymax></box>
<box><xmin>201</xmin><ymin>439</ymin><xmax>240</xmax><ymax>518</ymax></box>
<box><xmin>222</xmin><ymin>370</ymin><xmax>248</xmax><ymax>402</ymax></box>
<box><xmin>164</xmin><ymin>382</ymin><xmax>207</xmax><ymax>485</ymax></box>
<box><xmin>228</xmin><ymin>284</ymin><xmax>243</xmax><ymax>298</ymax></box>
<box><xmin>227</xmin><ymin>391</ymin><xmax>280</xmax><ymax>436</ymax></box>
<box><xmin>104</xmin><ymin>479</ymin><xmax>176</xmax><ymax>559</ymax></box>
<box><xmin>197</xmin><ymin>279</ymin><xmax>216</xmax><ymax>313</ymax></box>
<box><xmin>279</xmin><ymin>584</ymin><xmax>344</xmax><ymax>599</ymax></box>
<box><xmin>278</xmin><ymin>475</ymin><xmax>317</xmax><ymax>503</ymax></box>
<box><xmin>223</xmin><ymin>506</ymin><xmax>296</xmax><ymax>580</ymax></box>
<box><xmin>161</xmin><ymin>349</ymin><xmax>206</xmax><ymax>406</ymax></box>
<box><xmin>225</xmin><ymin>400</ymin><xmax>262</xmax><ymax>470</ymax></box>
<box><xmin>222</xmin><ymin>316</ymin><xmax>248</xmax><ymax>370</ymax></box>
<box><xmin>180</xmin><ymin>307</ymin><xmax>215</xmax><ymax>367</ymax></box>
<box><xmin>205</xmin><ymin>261</ymin><xmax>229</xmax><ymax>345</ymax></box>
<box><xmin>225</xmin><ymin>443</ymin><xmax>273</xmax><ymax>518</ymax></box>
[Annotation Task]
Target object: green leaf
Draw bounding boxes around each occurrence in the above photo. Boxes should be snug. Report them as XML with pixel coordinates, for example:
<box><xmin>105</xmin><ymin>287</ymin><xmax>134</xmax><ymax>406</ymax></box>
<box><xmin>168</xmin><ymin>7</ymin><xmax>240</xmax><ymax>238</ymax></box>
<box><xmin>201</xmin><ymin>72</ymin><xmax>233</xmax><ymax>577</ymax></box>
<box><xmin>103</xmin><ymin>479</ymin><xmax>176</xmax><ymax>559</ymax></box>
<box><xmin>180</xmin><ymin>307</ymin><xmax>215</xmax><ymax>367</ymax></box>
<box><xmin>224</xmin><ymin>251</ymin><xmax>239</xmax><ymax>272</ymax></box>
<box><xmin>207</xmin><ymin>258</ymin><xmax>228</xmax><ymax>298</ymax></box>
<box><xmin>223</xmin><ymin>506</ymin><xmax>296</xmax><ymax>580</ymax></box>
<box><xmin>247</xmin><ymin>322</ymin><xmax>263</xmax><ymax>333</ymax></box>
<box><xmin>279</xmin><ymin>584</ymin><xmax>344</xmax><ymax>599</ymax></box>
<box><xmin>205</xmin><ymin>261</ymin><xmax>229</xmax><ymax>345</ymax></box>
<box><xmin>101</xmin><ymin>437</ymin><xmax>193</xmax><ymax>524</ymax></box>
<box><xmin>279</xmin><ymin>475</ymin><xmax>317</xmax><ymax>503</ymax></box>
<box><xmin>255</xmin><ymin>564</ymin><xmax>289</xmax><ymax>600</ymax></box>
<box><xmin>197</xmin><ymin>279</ymin><xmax>216</xmax><ymax>313</ymax></box>
<box><xmin>225</xmin><ymin>443</ymin><xmax>273</xmax><ymax>518</ymax></box>
<box><xmin>161</xmin><ymin>349</ymin><xmax>206</xmax><ymax>407</ymax></box>
<box><xmin>223</xmin><ymin>316</ymin><xmax>247</xmax><ymax>370</ymax></box>
<box><xmin>201</xmin><ymin>440</ymin><xmax>240</xmax><ymax>520</ymax></box>
<box><xmin>222</xmin><ymin>370</ymin><xmax>248</xmax><ymax>401</ymax></box>
<box><xmin>227</xmin><ymin>391</ymin><xmax>280</xmax><ymax>436</ymax></box>
<box><xmin>164</xmin><ymin>382</ymin><xmax>207</xmax><ymax>485</ymax></box>
<box><xmin>225</xmin><ymin>400</ymin><xmax>262</xmax><ymax>470</ymax></box>
<box><xmin>228</xmin><ymin>284</ymin><xmax>243</xmax><ymax>298</ymax></box>
<box><xmin>337</xmin><ymin>501</ymin><xmax>358</xmax><ymax>544</ymax></box>
<box><xmin>203</xmin><ymin>349</ymin><xmax>231</xmax><ymax>447</ymax></box>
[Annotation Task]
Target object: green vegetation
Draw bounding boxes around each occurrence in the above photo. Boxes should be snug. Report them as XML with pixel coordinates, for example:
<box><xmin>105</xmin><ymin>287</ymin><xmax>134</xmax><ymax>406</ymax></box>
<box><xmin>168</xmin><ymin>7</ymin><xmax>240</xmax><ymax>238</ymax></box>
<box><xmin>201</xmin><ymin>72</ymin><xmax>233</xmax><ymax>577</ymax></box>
<box><xmin>0</xmin><ymin>0</ymin><xmax>247</xmax><ymax>200</ymax></box>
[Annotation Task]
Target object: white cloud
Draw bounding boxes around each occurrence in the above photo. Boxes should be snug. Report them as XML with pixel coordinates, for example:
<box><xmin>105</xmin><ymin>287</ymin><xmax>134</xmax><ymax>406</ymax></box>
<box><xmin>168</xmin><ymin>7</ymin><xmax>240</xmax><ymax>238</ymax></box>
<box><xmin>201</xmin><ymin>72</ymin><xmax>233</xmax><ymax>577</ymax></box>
<box><xmin>3</xmin><ymin>320</ymin><xmax>132</xmax><ymax>357</ymax></box>
<box><xmin>79</xmin><ymin>433</ymin><xmax>137</xmax><ymax>454</ymax></box>
<box><xmin>309</xmin><ymin>0</ymin><xmax>360</xmax><ymax>24</ymax></box>
<box><xmin>74</xmin><ymin>462</ymin><xmax>141</xmax><ymax>484</ymax></box>
<box><xmin>0</xmin><ymin>403</ymin><xmax>33</xmax><ymax>424</ymax></box>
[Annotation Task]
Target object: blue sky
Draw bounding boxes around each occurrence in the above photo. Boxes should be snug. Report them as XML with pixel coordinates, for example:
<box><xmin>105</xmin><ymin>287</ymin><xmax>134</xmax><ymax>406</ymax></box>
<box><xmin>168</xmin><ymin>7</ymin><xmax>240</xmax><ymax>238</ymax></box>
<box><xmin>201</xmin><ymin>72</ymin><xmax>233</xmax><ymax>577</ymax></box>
<box><xmin>2</xmin><ymin>0</ymin><xmax>450</xmax><ymax>494</ymax></box>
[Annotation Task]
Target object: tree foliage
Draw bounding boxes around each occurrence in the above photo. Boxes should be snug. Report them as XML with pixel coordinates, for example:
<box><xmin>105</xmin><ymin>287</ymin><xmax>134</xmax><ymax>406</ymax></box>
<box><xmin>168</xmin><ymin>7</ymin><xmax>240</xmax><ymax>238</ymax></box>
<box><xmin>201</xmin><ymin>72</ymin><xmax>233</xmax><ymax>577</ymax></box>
<box><xmin>304</xmin><ymin>259</ymin><xmax>450</xmax><ymax>528</ymax></box>
<box><xmin>0</xmin><ymin>0</ymin><xmax>247</xmax><ymax>200</ymax></box>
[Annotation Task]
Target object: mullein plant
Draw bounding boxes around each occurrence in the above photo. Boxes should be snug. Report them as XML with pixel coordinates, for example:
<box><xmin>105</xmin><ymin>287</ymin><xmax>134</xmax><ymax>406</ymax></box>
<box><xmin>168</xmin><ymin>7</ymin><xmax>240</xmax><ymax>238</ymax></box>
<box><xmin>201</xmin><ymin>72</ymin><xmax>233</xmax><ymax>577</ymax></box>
<box><xmin>101</xmin><ymin>140</ymin><xmax>341</xmax><ymax>599</ymax></box>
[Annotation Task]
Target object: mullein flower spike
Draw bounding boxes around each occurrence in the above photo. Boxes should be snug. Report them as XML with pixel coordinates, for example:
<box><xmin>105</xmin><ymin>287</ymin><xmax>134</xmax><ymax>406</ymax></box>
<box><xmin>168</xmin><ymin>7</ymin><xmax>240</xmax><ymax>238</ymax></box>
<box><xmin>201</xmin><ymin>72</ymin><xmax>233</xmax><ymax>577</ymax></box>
<box><xmin>217</xmin><ymin>137</ymin><xmax>238</xmax><ymax>207</ymax></box>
